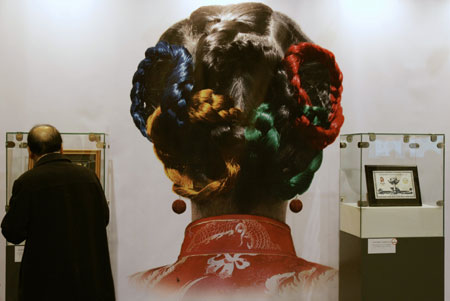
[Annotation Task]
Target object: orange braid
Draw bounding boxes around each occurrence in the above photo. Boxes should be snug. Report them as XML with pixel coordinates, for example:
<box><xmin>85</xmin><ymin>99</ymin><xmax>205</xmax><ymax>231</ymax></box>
<box><xmin>189</xmin><ymin>89</ymin><xmax>241</xmax><ymax>123</ymax></box>
<box><xmin>146</xmin><ymin>89</ymin><xmax>242</xmax><ymax>203</ymax></box>
<box><xmin>166</xmin><ymin>161</ymin><xmax>240</xmax><ymax>202</ymax></box>
<box><xmin>146</xmin><ymin>107</ymin><xmax>161</xmax><ymax>139</ymax></box>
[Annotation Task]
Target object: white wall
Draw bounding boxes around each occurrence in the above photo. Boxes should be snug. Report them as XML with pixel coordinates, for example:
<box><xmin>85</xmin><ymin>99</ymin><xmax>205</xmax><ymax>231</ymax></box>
<box><xmin>0</xmin><ymin>0</ymin><xmax>449</xmax><ymax>300</ymax></box>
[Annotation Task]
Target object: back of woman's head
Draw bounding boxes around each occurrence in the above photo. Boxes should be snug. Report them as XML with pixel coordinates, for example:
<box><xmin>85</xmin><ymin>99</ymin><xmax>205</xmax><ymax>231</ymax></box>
<box><xmin>130</xmin><ymin>3</ymin><xmax>343</xmax><ymax>211</ymax></box>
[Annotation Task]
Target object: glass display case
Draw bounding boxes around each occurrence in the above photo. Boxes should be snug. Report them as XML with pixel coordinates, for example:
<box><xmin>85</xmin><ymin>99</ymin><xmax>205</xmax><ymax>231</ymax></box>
<box><xmin>339</xmin><ymin>133</ymin><xmax>444</xmax><ymax>301</ymax></box>
<box><xmin>339</xmin><ymin>133</ymin><xmax>444</xmax><ymax>238</ymax></box>
<box><xmin>4</xmin><ymin>132</ymin><xmax>108</xmax><ymax>301</ymax></box>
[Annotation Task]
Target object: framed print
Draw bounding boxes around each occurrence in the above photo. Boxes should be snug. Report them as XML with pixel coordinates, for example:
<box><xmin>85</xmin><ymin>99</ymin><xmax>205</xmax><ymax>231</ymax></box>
<box><xmin>29</xmin><ymin>150</ymin><xmax>101</xmax><ymax>178</ymax></box>
<box><xmin>365</xmin><ymin>165</ymin><xmax>422</xmax><ymax>206</ymax></box>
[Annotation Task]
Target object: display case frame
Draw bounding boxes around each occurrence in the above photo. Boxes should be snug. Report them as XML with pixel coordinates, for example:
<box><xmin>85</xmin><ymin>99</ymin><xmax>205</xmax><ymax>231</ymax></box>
<box><xmin>339</xmin><ymin>133</ymin><xmax>444</xmax><ymax>238</ymax></box>
<box><xmin>339</xmin><ymin>133</ymin><xmax>444</xmax><ymax>301</ymax></box>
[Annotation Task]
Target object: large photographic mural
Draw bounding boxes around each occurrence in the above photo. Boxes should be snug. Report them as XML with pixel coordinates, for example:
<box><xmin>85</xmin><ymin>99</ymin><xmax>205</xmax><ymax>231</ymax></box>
<box><xmin>3</xmin><ymin>1</ymin><xmax>450</xmax><ymax>300</ymax></box>
<box><xmin>129</xmin><ymin>2</ymin><xmax>343</xmax><ymax>300</ymax></box>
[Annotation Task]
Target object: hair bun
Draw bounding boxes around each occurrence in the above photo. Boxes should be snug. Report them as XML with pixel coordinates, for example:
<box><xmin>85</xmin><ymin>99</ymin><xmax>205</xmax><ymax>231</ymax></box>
<box><xmin>284</xmin><ymin>42</ymin><xmax>344</xmax><ymax>150</ymax></box>
<box><xmin>130</xmin><ymin>41</ymin><xmax>194</xmax><ymax>139</ymax></box>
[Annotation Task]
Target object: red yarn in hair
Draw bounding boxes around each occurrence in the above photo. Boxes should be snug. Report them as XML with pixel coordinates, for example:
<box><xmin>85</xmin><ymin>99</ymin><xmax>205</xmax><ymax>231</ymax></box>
<box><xmin>283</xmin><ymin>42</ymin><xmax>344</xmax><ymax>150</ymax></box>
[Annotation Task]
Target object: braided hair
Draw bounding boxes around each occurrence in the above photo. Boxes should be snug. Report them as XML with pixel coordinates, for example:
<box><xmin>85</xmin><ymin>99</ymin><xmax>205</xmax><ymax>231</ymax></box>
<box><xmin>130</xmin><ymin>3</ymin><xmax>343</xmax><ymax>210</ymax></box>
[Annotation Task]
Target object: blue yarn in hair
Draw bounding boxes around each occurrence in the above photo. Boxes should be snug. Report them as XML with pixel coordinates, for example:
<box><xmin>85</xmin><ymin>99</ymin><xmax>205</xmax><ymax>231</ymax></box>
<box><xmin>130</xmin><ymin>41</ymin><xmax>194</xmax><ymax>140</ymax></box>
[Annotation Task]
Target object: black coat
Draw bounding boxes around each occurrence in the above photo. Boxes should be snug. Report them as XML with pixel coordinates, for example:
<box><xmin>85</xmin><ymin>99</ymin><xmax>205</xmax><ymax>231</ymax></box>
<box><xmin>1</xmin><ymin>153</ymin><xmax>115</xmax><ymax>301</ymax></box>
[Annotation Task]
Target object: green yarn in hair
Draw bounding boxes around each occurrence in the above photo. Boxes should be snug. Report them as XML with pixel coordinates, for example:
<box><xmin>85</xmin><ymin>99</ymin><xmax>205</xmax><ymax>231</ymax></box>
<box><xmin>302</xmin><ymin>105</ymin><xmax>330</xmax><ymax>127</ymax></box>
<box><xmin>244</xmin><ymin>128</ymin><xmax>262</xmax><ymax>144</ymax></box>
<box><xmin>242</xmin><ymin>102</ymin><xmax>324</xmax><ymax>201</ymax></box>
<box><xmin>245</xmin><ymin>103</ymin><xmax>280</xmax><ymax>154</ymax></box>
<box><xmin>288</xmin><ymin>151</ymin><xmax>323</xmax><ymax>194</ymax></box>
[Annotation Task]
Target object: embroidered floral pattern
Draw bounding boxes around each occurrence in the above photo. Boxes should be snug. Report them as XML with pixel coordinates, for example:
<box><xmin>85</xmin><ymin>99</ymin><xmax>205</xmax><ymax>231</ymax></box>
<box><xmin>206</xmin><ymin>254</ymin><xmax>251</xmax><ymax>279</ymax></box>
<box><xmin>265</xmin><ymin>268</ymin><xmax>338</xmax><ymax>300</ymax></box>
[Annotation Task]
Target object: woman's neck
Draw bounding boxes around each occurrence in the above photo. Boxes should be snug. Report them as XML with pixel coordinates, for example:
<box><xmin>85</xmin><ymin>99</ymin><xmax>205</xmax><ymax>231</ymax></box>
<box><xmin>190</xmin><ymin>198</ymin><xmax>287</xmax><ymax>223</ymax></box>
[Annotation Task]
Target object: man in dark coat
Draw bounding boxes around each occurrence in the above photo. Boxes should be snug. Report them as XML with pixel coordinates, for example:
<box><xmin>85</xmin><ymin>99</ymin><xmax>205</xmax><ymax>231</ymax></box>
<box><xmin>1</xmin><ymin>124</ymin><xmax>115</xmax><ymax>301</ymax></box>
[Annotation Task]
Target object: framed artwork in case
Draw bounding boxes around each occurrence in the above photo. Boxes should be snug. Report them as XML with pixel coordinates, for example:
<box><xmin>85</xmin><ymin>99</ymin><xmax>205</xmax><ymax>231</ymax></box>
<box><xmin>29</xmin><ymin>150</ymin><xmax>101</xmax><ymax>178</ymax></box>
<box><xmin>365</xmin><ymin>165</ymin><xmax>422</xmax><ymax>206</ymax></box>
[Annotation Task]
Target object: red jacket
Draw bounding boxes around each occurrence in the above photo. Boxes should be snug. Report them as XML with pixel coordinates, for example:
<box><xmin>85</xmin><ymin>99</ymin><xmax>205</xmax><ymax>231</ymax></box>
<box><xmin>132</xmin><ymin>214</ymin><xmax>336</xmax><ymax>300</ymax></box>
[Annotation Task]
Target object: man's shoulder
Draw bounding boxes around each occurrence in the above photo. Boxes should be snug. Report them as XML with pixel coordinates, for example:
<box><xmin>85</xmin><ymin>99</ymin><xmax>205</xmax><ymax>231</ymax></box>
<box><xmin>19</xmin><ymin>158</ymin><xmax>99</xmax><ymax>187</ymax></box>
<box><xmin>51</xmin><ymin>160</ymin><xmax>99</xmax><ymax>181</ymax></box>
<box><xmin>66</xmin><ymin>163</ymin><xmax>100</xmax><ymax>181</ymax></box>
<box><xmin>15</xmin><ymin>167</ymin><xmax>38</xmax><ymax>185</ymax></box>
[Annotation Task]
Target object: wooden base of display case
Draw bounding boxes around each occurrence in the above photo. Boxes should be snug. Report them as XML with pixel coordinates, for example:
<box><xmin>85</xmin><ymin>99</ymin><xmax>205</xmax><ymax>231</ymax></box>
<box><xmin>5</xmin><ymin>245</ymin><xmax>21</xmax><ymax>301</ymax></box>
<box><xmin>339</xmin><ymin>231</ymin><xmax>444</xmax><ymax>301</ymax></box>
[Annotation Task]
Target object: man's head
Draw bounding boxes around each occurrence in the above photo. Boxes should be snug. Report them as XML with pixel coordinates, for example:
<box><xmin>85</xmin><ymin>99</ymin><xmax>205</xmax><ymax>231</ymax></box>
<box><xmin>27</xmin><ymin>124</ymin><xmax>62</xmax><ymax>158</ymax></box>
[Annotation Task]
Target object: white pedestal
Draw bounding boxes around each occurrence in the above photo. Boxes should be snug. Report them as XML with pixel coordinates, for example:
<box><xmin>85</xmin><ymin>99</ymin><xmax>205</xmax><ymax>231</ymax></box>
<box><xmin>340</xmin><ymin>202</ymin><xmax>443</xmax><ymax>238</ymax></box>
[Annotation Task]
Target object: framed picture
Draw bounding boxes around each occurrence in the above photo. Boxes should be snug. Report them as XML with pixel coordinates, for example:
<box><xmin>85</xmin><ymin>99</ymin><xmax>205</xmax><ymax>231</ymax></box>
<box><xmin>28</xmin><ymin>150</ymin><xmax>101</xmax><ymax>178</ymax></box>
<box><xmin>364</xmin><ymin>165</ymin><xmax>422</xmax><ymax>206</ymax></box>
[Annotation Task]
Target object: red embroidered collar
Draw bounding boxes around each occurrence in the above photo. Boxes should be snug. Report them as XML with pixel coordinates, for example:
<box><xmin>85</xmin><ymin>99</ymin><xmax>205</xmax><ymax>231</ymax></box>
<box><xmin>179</xmin><ymin>214</ymin><xmax>297</xmax><ymax>258</ymax></box>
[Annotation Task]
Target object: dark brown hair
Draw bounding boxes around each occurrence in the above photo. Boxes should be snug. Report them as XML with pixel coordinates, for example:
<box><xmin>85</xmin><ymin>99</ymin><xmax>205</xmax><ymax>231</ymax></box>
<box><xmin>130</xmin><ymin>3</ymin><xmax>343</xmax><ymax>210</ymax></box>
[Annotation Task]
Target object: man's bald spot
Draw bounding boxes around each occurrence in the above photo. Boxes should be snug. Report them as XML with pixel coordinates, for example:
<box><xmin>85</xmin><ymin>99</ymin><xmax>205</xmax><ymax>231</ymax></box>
<box><xmin>27</xmin><ymin>124</ymin><xmax>62</xmax><ymax>156</ymax></box>
<box><xmin>30</xmin><ymin>125</ymin><xmax>57</xmax><ymax>142</ymax></box>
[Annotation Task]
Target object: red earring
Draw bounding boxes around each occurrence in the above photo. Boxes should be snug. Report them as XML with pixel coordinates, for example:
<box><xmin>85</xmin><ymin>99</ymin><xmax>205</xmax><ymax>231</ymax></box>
<box><xmin>289</xmin><ymin>199</ymin><xmax>303</xmax><ymax>213</ymax></box>
<box><xmin>172</xmin><ymin>199</ymin><xmax>186</xmax><ymax>214</ymax></box>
